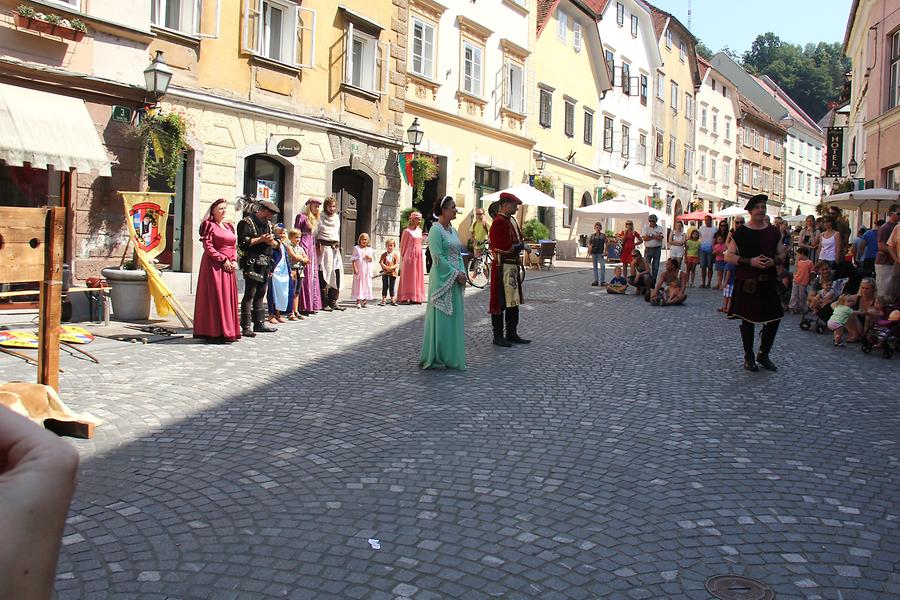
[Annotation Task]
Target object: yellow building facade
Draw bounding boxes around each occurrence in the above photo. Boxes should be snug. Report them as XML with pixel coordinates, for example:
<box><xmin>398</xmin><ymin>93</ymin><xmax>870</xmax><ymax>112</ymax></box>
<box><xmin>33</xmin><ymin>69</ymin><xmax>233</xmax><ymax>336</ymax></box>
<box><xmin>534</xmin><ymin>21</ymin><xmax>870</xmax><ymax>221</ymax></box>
<box><xmin>151</xmin><ymin>0</ymin><xmax>407</xmax><ymax>288</ymax></box>
<box><xmin>647</xmin><ymin>5</ymin><xmax>700</xmax><ymax>219</ymax></box>
<box><xmin>533</xmin><ymin>0</ymin><xmax>612</xmax><ymax>255</ymax></box>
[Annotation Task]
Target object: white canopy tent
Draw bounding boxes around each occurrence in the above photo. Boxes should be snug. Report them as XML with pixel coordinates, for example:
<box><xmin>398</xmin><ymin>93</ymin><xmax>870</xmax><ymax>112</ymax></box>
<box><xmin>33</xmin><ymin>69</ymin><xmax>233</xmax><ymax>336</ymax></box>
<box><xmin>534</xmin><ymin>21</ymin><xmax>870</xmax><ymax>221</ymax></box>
<box><xmin>572</xmin><ymin>198</ymin><xmax>668</xmax><ymax>237</ymax></box>
<box><xmin>481</xmin><ymin>183</ymin><xmax>567</xmax><ymax>209</ymax></box>
<box><xmin>783</xmin><ymin>214</ymin><xmax>809</xmax><ymax>225</ymax></box>
<box><xmin>713</xmin><ymin>206</ymin><xmax>748</xmax><ymax>218</ymax></box>
<box><xmin>823</xmin><ymin>188</ymin><xmax>900</xmax><ymax>212</ymax></box>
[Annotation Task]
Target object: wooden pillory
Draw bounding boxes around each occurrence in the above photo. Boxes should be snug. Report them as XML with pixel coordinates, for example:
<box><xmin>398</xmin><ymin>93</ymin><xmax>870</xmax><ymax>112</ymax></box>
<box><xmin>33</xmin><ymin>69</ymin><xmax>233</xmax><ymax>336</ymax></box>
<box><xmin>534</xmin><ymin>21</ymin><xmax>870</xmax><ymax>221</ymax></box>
<box><xmin>0</xmin><ymin>206</ymin><xmax>65</xmax><ymax>391</ymax></box>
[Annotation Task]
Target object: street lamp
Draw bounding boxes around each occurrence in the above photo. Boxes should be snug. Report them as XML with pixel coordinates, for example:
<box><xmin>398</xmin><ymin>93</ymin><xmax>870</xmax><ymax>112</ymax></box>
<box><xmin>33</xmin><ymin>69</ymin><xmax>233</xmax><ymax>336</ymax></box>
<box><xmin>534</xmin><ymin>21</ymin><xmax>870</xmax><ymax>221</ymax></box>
<box><xmin>651</xmin><ymin>182</ymin><xmax>660</xmax><ymax>199</ymax></box>
<box><xmin>143</xmin><ymin>50</ymin><xmax>173</xmax><ymax>103</ymax></box>
<box><xmin>848</xmin><ymin>157</ymin><xmax>858</xmax><ymax>176</ymax></box>
<box><xmin>602</xmin><ymin>170</ymin><xmax>611</xmax><ymax>185</ymax></box>
<box><xmin>536</xmin><ymin>151</ymin><xmax>547</xmax><ymax>173</ymax></box>
<box><xmin>406</xmin><ymin>118</ymin><xmax>424</xmax><ymax>153</ymax></box>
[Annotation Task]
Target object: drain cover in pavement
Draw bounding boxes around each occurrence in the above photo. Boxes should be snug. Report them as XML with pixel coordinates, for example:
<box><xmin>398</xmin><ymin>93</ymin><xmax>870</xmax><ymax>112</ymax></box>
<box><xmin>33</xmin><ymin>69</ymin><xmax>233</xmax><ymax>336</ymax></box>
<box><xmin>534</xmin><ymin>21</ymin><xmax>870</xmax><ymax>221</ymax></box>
<box><xmin>706</xmin><ymin>575</ymin><xmax>774</xmax><ymax>600</ymax></box>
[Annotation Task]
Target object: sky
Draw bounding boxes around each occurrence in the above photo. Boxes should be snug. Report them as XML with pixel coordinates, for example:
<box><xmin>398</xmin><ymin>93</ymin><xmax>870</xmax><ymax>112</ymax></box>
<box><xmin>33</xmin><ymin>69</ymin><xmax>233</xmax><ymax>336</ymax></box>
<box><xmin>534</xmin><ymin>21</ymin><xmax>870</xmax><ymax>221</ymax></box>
<box><xmin>647</xmin><ymin>0</ymin><xmax>852</xmax><ymax>56</ymax></box>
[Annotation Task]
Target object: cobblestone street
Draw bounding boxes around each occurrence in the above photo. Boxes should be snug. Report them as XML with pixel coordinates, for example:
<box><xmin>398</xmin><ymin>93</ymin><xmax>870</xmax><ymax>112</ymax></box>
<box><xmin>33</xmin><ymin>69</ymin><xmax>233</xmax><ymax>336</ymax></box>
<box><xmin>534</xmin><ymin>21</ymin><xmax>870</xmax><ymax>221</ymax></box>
<box><xmin>5</xmin><ymin>267</ymin><xmax>897</xmax><ymax>599</ymax></box>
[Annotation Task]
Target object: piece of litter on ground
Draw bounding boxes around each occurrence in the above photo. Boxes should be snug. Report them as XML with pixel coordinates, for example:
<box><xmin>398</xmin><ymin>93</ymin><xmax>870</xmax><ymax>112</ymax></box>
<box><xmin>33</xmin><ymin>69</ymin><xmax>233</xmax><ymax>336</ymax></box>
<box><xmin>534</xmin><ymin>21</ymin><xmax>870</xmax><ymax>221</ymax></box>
<box><xmin>368</xmin><ymin>538</ymin><xmax>381</xmax><ymax>549</ymax></box>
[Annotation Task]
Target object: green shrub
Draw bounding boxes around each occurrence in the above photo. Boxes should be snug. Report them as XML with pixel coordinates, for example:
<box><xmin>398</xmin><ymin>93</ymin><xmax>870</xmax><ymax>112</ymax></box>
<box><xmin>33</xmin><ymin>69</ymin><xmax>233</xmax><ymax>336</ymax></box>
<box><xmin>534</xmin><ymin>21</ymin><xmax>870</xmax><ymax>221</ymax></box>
<box><xmin>522</xmin><ymin>218</ymin><xmax>550</xmax><ymax>242</ymax></box>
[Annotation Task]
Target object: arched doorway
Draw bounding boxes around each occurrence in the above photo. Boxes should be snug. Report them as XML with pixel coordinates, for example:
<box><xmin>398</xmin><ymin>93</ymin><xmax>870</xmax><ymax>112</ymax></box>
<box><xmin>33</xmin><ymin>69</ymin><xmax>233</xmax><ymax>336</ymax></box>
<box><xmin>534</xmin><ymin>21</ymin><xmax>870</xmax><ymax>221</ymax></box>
<box><xmin>332</xmin><ymin>166</ymin><xmax>374</xmax><ymax>261</ymax></box>
<box><xmin>244</xmin><ymin>154</ymin><xmax>286</xmax><ymax>216</ymax></box>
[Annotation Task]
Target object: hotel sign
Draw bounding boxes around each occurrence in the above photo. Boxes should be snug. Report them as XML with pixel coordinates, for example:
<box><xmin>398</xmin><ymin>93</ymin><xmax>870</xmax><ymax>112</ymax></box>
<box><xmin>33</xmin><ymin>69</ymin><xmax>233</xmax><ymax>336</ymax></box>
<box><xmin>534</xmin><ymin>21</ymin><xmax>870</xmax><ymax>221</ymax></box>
<box><xmin>826</xmin><ymin>127</ymin><xmax>843</xmax><ymax>178</ymax></box>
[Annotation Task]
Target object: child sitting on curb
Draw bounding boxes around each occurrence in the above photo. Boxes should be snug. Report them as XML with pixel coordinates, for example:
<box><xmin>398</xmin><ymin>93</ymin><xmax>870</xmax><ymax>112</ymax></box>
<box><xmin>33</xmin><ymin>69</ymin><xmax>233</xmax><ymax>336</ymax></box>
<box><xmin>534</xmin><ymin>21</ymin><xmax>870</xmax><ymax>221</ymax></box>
<box><xmin>606</xmin><ymin>266</ymin><xmax>628</xmax><ymax>294</ymax></box>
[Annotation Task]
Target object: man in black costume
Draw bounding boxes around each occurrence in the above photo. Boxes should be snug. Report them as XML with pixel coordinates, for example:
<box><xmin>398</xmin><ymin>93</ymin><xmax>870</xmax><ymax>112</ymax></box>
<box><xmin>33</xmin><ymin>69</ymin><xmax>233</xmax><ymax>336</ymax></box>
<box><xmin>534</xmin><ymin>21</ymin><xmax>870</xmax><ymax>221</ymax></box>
<box><xmin>237</xmin><ymin>199</ymin><xmax>280</xmax><ymax>337</ymax></box>
<box><xmin>725</xmin><ymin>194</ymin><xmax>786</xmax><ymax>372</ymax></box>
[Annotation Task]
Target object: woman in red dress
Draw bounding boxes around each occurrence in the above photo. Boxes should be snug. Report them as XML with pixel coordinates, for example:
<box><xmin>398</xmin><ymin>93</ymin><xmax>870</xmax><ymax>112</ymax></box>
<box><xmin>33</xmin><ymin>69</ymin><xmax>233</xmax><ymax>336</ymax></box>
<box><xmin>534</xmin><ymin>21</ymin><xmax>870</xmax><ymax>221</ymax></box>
<box><xmin>617</xmin><ymin>220</ymin><xmax>642</xmax><ymax>278</ymax></box>
<box><xmin>193</xmin><ymin>199</ymin><xmax>241</xmax><ymax>343</ymax></box>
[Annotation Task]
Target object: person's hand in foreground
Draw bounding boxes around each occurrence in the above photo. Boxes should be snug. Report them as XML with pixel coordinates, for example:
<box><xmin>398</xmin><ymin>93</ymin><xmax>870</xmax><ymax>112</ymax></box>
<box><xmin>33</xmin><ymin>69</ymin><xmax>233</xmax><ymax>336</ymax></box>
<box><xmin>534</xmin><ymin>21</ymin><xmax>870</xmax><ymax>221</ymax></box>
<box><xmin>0</xmin><ymin>405</ymin><xmax>79</xmax><ymax>600</ymax></box>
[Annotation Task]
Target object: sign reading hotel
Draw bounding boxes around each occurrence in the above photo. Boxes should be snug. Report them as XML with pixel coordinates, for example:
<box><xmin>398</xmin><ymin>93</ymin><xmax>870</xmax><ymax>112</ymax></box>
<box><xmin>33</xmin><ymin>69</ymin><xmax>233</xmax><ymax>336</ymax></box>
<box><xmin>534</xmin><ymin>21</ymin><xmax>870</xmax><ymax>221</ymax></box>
<box><xmin>826</xmin><ymin>127</ymin><xmax>844</xmax><ymax>178</ymax></box>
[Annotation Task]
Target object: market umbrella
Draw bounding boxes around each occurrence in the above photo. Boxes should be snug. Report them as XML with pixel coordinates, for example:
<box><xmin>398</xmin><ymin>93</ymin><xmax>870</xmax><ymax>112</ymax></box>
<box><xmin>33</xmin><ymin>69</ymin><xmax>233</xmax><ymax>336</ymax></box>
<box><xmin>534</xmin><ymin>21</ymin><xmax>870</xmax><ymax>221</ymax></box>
<box><xmin>713</xmin><ymin>206</ymin><xmax>748</xmax><ymax>218</ymax></box>
<box><xmin>481</xmin><ymin>183</ymin><xmax>566</xmax><ymax>209</ymax></box>
<box><xmin>784</xmin><ymin>214</ymin><xmax>809</xmax><ymax>225</ymax></box>
<box><xmin>823</xmin><ymin>188</ymin><xmax>900</xmax><ymax>212</ymax></box>
<box><xmin>676</xmin><ymin>210</ymin><xmax>713</xmax><ymax>222</ymax></box>
<box><xmin>572</xmin><ymin>197</ymin><xmax>667</xmax><ymax>236</ymax></box>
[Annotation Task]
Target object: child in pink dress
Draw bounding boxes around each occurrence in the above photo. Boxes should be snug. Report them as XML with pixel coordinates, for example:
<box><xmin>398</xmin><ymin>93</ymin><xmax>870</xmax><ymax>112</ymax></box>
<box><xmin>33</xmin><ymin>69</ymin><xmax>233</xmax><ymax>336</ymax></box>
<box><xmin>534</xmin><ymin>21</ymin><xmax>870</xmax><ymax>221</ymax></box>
<box><xmin>351</xmin><ymin>233</ymin><xmax>375</xmax><ymax>308</ymax></box>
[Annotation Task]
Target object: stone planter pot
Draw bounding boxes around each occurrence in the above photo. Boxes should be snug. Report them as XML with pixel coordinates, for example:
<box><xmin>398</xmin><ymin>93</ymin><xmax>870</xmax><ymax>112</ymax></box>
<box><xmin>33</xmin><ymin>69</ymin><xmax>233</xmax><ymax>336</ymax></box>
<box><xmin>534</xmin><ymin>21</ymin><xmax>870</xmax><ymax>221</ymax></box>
<box><xmin>101</xmin><ymin>268</ymin><xmax>150</xmax><ymax>321</ymax></box>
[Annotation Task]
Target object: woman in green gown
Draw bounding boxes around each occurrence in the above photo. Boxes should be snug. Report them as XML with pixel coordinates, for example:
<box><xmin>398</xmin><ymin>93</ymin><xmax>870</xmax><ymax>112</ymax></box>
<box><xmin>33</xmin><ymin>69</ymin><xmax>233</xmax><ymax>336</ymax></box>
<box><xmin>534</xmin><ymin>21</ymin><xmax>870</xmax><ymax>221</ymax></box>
<box><xmin>420</xmin><ymin>196</ymin><xmax>467</xmax><ymax>370</ymax></box>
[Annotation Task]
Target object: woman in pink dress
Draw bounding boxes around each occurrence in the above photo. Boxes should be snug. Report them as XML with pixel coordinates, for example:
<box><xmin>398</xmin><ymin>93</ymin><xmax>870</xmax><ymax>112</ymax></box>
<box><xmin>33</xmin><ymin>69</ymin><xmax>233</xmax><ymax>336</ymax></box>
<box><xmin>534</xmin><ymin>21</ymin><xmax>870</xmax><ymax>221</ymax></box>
<box><xmin>193</xmin><ymin>198</ymin><xmax>240</xmax><ymax>343</ymax></box>
<box><xmin>397</xmin><ymin>211</ymin><xmax>427</xmax><ymax>304</ymax></box>
<box><xmin>293</xmin><ymin>198</ymin><xmax>322</xmax><ymax>315</ymax></box>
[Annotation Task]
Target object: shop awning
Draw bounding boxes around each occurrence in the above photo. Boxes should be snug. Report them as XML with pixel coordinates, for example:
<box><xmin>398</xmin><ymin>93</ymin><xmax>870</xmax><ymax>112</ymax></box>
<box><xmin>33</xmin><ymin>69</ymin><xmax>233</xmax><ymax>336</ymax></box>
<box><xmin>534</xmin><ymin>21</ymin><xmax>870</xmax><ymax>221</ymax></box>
<box><xmin>0</xmin><ymin>82</ymin><xmax>112</xmax><ymax>176</ymax></box>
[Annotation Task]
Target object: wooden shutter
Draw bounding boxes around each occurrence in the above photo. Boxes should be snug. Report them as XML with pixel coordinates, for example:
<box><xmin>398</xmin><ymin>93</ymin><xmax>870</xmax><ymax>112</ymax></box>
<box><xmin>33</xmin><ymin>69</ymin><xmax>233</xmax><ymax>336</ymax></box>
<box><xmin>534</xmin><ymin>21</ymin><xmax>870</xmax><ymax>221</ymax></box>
<box><xmin>343</xmin><ymin>22</ymin><xmax>354</xmax><ymax>84</ymax></box>
<box><xmin>296</xmin><ymin>5</ymin><xmax>316</xmax><ymax>68</ymax></box>
<box><xmin>195</xmin><ymin>0</ymin><xmax>221</xmax><ymax>38</ymax></box>
<box><xmin>241</xmin><ymin>0</ymin><xmax>261</xmax><ymax>54</ymax></box>
<box><xmin>501</xmin><ymin>61</ymin><xmax>509</xmax><ymax>108</ymax></box>
<box><xmin>376</xmin><ymin>40</ymin><xmax>389</xmax><ymax>94</ymax></box>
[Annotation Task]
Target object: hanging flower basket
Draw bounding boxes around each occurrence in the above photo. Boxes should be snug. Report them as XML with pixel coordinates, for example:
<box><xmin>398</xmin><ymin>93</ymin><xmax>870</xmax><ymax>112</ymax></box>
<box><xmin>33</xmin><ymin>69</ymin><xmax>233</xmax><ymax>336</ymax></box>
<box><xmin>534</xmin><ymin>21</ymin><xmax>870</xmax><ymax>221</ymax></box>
<box><xmin>133</xmin><ymin>111</ymin><xmax>190</xmax><ymax>189</ymax></box>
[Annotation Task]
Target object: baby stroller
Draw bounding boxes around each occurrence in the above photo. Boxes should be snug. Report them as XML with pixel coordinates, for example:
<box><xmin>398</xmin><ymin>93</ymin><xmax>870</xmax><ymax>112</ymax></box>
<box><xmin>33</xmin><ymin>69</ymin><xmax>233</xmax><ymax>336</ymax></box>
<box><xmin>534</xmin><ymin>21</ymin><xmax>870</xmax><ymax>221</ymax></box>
<box><xmin>799</xmin><ymin>277</ymin><xmax>848</xmax><ymax>334</ymax></box>
<box><xmin>861</xmin><ymin>301</ymin><xmax>900</xmax><ymax>359</ymax></box>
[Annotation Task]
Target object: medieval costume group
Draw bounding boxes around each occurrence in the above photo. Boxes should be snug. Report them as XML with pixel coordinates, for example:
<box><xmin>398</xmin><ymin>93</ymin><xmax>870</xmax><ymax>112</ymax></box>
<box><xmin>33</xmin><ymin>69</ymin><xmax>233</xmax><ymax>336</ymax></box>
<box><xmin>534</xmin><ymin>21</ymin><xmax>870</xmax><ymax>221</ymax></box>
<box><xmin>191</xmin><ymin>195</ymin><xmax>435</xmax><ymax>342</ymax></box>
<box><xmin>191</xmin><ymin>190</ymin><xmax>534</xmax><ymax>371</ymax></box>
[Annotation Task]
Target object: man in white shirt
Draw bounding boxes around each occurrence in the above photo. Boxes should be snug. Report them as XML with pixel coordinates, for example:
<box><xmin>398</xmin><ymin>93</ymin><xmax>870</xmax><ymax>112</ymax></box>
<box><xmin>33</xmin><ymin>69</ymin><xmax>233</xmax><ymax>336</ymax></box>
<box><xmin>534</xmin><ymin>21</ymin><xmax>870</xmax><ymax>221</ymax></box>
<box><xmin>641</xmin><ymin>214</ymin><xmax>665</xmax><ymax>280</ymax></box>
<box><xmin>698</xmin><ymin>214</ymin><xmax>717</xmax><ymax>288</ymax></box>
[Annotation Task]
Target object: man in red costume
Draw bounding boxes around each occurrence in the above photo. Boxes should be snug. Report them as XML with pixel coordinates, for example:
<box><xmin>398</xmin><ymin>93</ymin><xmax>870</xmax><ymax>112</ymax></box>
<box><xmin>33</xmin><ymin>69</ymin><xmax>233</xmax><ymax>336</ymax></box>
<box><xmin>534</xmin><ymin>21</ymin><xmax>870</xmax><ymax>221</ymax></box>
<box><xmin>488</xmin><ymin>192</ymin><xmax>531</xmax><ymax>347</ymax></box>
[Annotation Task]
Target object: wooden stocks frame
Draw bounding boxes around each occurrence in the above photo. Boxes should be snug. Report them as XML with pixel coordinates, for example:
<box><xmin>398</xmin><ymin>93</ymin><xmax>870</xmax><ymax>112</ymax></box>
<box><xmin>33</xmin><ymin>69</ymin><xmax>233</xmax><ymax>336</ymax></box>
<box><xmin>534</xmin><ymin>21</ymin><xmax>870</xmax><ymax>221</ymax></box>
<box><xmin>0</xmin><ymin>207</ymin><xmax>65</xmax><ymax>391</ymax></box>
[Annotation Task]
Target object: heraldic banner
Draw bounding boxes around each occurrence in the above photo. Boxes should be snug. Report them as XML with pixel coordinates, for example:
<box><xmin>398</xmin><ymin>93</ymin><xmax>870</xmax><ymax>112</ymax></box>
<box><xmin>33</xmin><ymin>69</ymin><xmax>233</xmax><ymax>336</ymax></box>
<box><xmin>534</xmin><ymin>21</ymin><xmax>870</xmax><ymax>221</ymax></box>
<box><xmin>119</xmin><ymin>192</ymin><xmax>180</xmax><ymax>319</ymax></box>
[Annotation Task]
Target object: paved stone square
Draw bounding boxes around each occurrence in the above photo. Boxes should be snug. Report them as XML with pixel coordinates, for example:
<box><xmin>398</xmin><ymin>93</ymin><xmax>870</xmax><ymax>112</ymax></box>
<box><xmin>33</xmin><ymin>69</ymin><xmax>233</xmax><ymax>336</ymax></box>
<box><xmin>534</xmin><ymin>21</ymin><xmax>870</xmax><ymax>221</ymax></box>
<box><xmin>3</xmin><ymin>267</ymin><xmax>898</xmax><ymax>599</ymax></box>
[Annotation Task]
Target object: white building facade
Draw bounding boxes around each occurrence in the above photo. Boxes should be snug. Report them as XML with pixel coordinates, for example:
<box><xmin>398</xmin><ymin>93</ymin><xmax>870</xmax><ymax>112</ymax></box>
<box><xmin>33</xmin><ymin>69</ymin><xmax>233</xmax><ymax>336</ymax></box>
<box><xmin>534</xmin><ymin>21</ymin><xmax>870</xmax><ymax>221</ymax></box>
<box><xmin>404</xmin><ymin>0</ymin><xmax>536</xmax><ymax>228</ymax></box>
<box><xmin>758</xmin><ymin>77</ymin><xmax>825</xmax><ymax>215</ymax></box>
<box><xmin>595</xmin><ymin>0</ymin><xmax>662</xmax><ymax>201</ymax></box>
<box><xmin>694</xmin><ymin>59</ymin><xmax>741</xmax><ymax>211</ymax></box>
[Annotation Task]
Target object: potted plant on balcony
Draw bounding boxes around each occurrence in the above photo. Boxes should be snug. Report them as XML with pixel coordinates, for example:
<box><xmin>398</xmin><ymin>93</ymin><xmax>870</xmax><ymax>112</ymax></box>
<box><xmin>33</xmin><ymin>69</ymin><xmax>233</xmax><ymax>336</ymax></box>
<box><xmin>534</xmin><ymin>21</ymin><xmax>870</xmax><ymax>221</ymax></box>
<box><xmin>15</xmin><ymin>5</ymin><xmax>87</xmax><ymax>41</ymax></box>
<box><xmin>15</xmin><ymin>5</ymin><xmax>52</xmax><ymax>34</ymax></box>
<box><xmin>59</xmin><ymin>18</ymin><xmax>87</xmax><ymax>42</ymax></box>
<box><xmin>101</xmin><ymin>252</ymin><xmax>151</xmax><ymax>321</ymax></box>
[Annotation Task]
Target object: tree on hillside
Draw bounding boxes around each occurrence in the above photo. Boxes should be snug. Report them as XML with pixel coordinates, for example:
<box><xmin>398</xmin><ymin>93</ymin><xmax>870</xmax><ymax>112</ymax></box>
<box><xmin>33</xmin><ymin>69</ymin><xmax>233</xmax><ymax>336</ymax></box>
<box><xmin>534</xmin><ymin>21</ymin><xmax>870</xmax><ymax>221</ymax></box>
<box><xmin>695</xmin><ymin>39</ymin><xmax>713</xmax><ymax>60</ymax></box>
<box><xmin>742</xmin><ymin>33</ymin><xmax>849</xmax><ymax>121</ymax></box>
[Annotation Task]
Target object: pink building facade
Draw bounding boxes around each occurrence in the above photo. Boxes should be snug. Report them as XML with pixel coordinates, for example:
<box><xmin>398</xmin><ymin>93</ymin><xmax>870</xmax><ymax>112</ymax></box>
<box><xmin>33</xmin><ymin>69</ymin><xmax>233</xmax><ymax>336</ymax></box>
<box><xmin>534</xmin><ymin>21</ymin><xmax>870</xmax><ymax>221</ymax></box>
<box><xmin>845</xmin><ymin>0</ymin><xmax>900</xmax><ymax>189</ymax></box>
